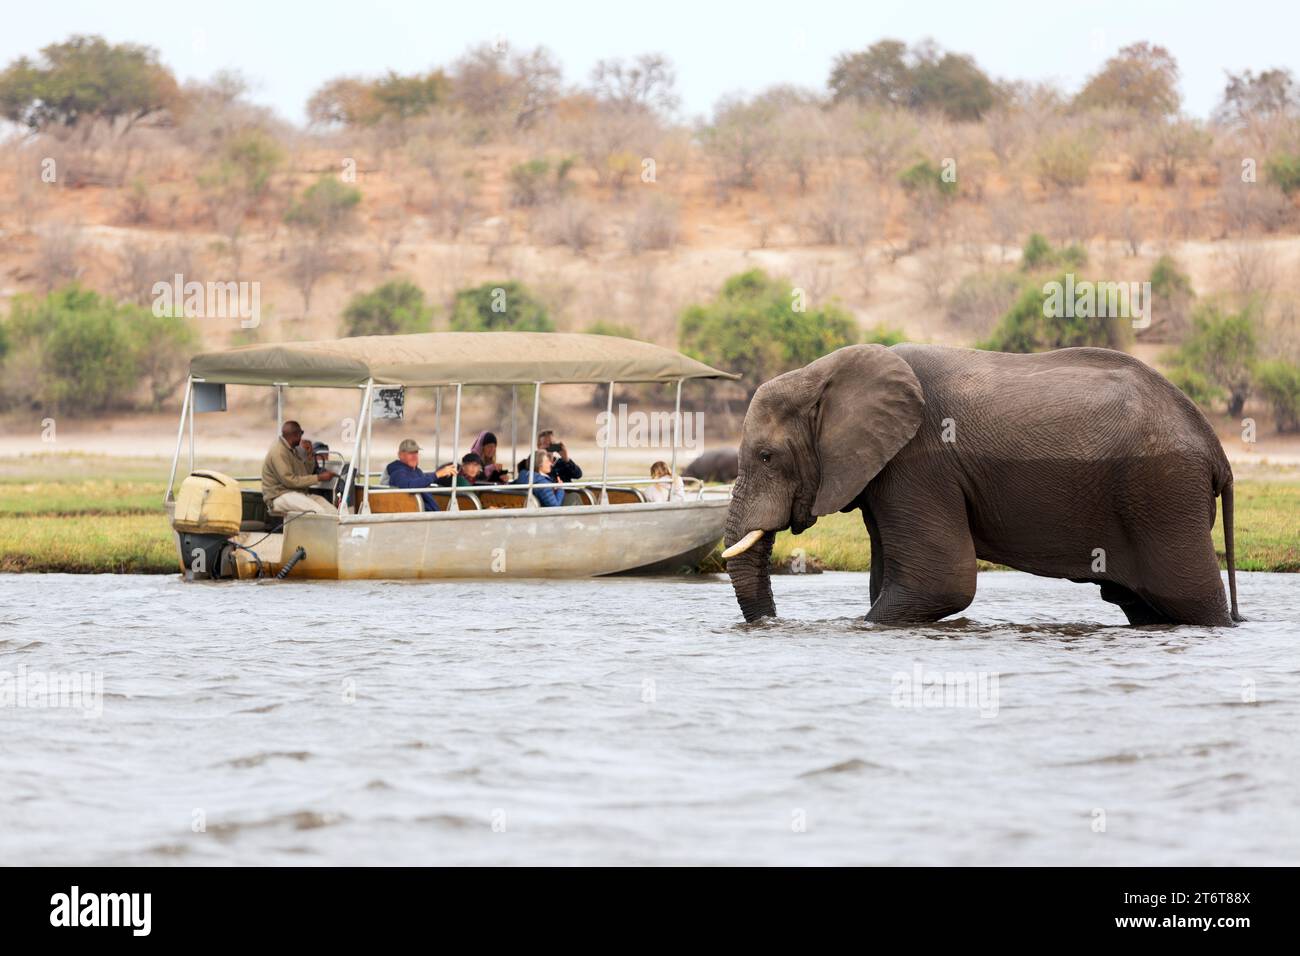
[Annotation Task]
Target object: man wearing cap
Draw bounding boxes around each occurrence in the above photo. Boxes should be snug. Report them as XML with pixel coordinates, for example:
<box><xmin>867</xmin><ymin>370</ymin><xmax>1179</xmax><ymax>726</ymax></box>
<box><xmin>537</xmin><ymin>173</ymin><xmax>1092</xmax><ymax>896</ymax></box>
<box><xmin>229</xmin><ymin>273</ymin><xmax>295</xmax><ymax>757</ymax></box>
<box><xmin>384</xmin><ymin>439</ymin><xmax>455</xmax><ymax>512</ymax></box>
<box><xmin>262</xmin><ymin>420</ymin><xmax>338</xmax><ymax>515</ymax></box>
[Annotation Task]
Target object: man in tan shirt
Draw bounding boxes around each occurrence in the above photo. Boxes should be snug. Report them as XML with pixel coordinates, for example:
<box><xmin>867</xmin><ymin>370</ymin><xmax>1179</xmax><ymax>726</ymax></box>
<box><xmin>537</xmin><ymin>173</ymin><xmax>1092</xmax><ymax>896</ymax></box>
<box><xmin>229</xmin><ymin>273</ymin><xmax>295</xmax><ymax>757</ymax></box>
<box><xmin>262</xmin><ymin>421</ymin><xmax>338</xmax><ymax>515</ymax></box>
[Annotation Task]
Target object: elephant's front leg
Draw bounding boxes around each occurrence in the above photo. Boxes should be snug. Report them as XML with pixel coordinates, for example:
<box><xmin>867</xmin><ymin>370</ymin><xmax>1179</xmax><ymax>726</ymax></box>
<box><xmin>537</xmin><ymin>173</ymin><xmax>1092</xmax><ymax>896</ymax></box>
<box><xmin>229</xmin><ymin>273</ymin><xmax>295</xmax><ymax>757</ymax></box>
<box><xmin>864</xmin><ymin>482</ymin><xmax>978</xmax><ymax>624</ymax></box>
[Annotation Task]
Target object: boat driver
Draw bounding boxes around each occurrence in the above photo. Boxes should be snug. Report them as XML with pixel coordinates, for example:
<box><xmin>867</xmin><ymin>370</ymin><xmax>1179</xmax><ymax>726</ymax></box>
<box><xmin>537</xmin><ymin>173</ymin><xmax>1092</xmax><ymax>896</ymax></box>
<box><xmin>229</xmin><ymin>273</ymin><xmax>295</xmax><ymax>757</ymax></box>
<box><xmin>261</xmin><ymin>421</ymin><xmax>338</xmax><ymax>515</ymax></box>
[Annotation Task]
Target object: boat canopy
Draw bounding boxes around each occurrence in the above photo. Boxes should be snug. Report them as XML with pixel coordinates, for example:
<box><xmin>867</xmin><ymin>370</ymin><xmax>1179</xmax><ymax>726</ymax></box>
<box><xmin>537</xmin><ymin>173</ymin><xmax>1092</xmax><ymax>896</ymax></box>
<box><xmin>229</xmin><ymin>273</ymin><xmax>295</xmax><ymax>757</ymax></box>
<box><xmin>190</xmin><ymin>331</ymin><xmax>738</xmax><ymax>387</ymax></box>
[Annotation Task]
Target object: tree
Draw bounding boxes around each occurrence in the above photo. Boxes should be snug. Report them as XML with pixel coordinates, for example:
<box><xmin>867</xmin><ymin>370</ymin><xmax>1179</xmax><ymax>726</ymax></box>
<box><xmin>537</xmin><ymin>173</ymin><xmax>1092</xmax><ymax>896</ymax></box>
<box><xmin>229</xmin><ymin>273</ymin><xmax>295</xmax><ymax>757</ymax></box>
<box><xmin>1165</xmin><ymin>304</ymin><xmax>1258</xmax><ymax>416</ymax></box>
<box><xmin>589</xmin><ymin>54</ymin><xmax>679</xmax><ymax>116</ymax></box>
<box><xmin>700</xmin><ymin>94</ymin><xmax>780</xmax><ymax>190</ymax></box>
<box><xmin>451</xmin><ymin>42</ymin><xmax>562</xmax><ymax>133</ymax></box>
<box><xmin>1255</xmin><ymin>360</ymin><xmax>1300</xmax><ymax>432</ymax></box>
<box><xmin>855</xmin><ymin>107</ymin><xmax>919</xmax><ymax>179</ymax></box>
<box><xmin>978</xmin><ymin>274</ymin><xmax>1129</xmax><ymax>354</ymax></box>
<box><xmin>1073</xmin><ymin>42</ymin><xmax>1180</xmax><ymax>117</ymax></box>
<box><xmin>907</xmin><ymin>40</ymin><xmax>998</xmax><ymax>121</ymax></box>
<box><xmin>1145</xmin><ymin>254</ymin><xmax>1196</xmax><ymax>341</ymax></box>
<box><xmin>0</xmin><ymin>285</ymin><xmax>193</xmax><ymax>413</ymax></box>
<box><xmin>829</xmin><ymin>40</ymin><xmax>912</xmax><ymax>109</ymax></box>
<box><xmin>342</xmin><ymin>280</ymin><xmax>433</xmax><ymax>337</ymax></box>
<box><xmin>198</xmin><ymin>128</ymin><xmax>285</xmax><ymax>270</ymax></box>
<box><xmin>449</xmin><ymin>281</ymin><xmax>553</xmax><ymax>332</ymax></box>
<box><xmin>1152</xmin><ymin>118</ymin><xmax>1208</xmax><ymax>186</ymax></box>
<box><xmin>307</xmin><ymin>70</ymin><xmax>448</xmax><ymax>127</ymax></box>
<box><xmin>1214</xmin><ymin>68</ymin><xmax>1299</xmax><ymax>129</ymax></box>
<box><xmin>678</xmin><ymin>269</ymin><xmax>859</xmax><ymax>399</ymax></box>
<box><xmin>828</xmin><ymin>38</ymin><xmax>997</xmax><ymax>120</ymax></box>
<box><xmin>284</xmin><ymin>177</ymin><xmax>362</xmax><ymax>313</ymax></box>
<box><xmin>0</xmin><ymin>35</ymin><xmax>180</xmax><ymax>134</ymax></box>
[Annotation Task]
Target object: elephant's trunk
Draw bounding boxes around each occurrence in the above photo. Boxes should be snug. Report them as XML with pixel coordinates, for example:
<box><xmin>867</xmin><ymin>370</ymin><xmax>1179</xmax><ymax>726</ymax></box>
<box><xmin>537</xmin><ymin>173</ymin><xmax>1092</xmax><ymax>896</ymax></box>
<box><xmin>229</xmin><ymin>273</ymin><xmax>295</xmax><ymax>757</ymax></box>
<box><xmin>724</xmin><ymin>528</ymin><xmax>776</xmax><ymax>622</ymax></box>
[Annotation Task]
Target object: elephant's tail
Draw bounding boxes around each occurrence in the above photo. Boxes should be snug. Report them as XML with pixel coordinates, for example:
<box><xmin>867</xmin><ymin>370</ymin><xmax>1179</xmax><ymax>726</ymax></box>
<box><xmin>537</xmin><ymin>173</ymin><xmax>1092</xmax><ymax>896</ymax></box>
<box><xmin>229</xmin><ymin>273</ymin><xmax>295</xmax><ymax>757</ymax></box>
<box><xmin>1222</xmin><ymin>480</ymin><xmax>1244</xmax><ymax>623</ymax></box>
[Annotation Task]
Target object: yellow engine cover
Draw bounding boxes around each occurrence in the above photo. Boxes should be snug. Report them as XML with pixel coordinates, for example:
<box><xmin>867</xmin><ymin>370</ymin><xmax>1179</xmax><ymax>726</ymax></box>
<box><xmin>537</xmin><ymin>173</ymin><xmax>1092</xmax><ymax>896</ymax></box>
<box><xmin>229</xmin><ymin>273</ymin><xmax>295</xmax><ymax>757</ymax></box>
<box><xmin>173</xmin><ymin>471</ymin><xmax>243</xmax><ymax>536</ymax></box>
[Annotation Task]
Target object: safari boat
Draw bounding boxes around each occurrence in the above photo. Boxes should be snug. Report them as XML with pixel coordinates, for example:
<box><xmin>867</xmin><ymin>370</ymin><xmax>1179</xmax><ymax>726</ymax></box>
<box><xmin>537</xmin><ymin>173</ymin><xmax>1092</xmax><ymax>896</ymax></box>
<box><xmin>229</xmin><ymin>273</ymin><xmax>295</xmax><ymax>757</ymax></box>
<box><xmin>164</xmin><ymin>332</ymin><xmax>737</xmax><ymax>580</ymax></box>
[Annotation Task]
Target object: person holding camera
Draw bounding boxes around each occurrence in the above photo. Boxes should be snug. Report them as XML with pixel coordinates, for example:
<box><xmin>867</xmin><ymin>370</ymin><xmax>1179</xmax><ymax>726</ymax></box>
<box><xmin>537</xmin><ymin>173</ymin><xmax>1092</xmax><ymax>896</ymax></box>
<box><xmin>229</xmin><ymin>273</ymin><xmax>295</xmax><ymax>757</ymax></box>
<box><xmin>538</xmin><ymin>429</ymin><xmax>582</xmax><ymax>484</ymax></box>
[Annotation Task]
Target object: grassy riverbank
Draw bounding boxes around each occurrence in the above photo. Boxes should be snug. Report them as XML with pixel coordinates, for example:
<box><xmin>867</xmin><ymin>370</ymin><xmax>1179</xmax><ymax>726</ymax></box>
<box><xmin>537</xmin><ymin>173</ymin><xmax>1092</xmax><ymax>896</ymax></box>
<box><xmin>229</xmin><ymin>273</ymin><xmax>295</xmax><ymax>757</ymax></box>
<box><xmin>2</xmin><ymin>454</ymin><xmax>1297</xmax><ymax>574</ymax></box>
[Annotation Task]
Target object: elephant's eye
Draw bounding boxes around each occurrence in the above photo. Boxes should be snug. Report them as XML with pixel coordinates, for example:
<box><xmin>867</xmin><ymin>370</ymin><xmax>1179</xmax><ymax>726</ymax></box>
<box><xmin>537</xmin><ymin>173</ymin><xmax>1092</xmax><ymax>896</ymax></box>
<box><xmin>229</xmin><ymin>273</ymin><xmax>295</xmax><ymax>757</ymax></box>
<box><xmin>759</xmin><ymin>451</ymin><xmax>773</xmax><ymax>464</ymax></box>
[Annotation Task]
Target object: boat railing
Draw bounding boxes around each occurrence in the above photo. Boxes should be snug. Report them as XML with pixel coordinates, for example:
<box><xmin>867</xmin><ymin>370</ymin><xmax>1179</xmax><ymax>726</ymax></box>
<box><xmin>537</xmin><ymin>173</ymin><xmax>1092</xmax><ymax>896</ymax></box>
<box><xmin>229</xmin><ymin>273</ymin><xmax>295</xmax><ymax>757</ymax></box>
<box><xmin>361</xmin><ymin>475</ymin><xmax>717</xmax><ymax>502</ymax></box>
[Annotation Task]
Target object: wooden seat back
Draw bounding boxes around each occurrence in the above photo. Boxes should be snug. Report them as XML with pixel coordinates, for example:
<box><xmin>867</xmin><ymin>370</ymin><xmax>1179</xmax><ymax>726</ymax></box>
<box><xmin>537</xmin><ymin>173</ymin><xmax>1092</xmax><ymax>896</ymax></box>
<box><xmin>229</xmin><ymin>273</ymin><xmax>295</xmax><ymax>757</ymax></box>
<box><xmin>368</xmin><ymin>491</ymin><xmax>422</xmax><ymax>513</ymax></box>
<box><xmin>478</xmin><ymin>490</ymin><xmax>530</xmax><ymax>509</ymax></box>
<box><xmin>430</xmin><ymin>490</ymin><xmax>481</xmax><ymax>511</ymax></box>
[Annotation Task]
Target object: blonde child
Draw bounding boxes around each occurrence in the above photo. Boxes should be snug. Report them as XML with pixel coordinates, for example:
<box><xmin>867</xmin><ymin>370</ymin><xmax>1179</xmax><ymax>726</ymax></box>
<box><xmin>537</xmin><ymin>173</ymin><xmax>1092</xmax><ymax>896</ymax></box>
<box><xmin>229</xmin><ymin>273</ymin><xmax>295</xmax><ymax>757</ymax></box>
<box><xmin>646</xmin><ymin>460</ymin><xmax>684</xmax><ymax>502</ymax></box>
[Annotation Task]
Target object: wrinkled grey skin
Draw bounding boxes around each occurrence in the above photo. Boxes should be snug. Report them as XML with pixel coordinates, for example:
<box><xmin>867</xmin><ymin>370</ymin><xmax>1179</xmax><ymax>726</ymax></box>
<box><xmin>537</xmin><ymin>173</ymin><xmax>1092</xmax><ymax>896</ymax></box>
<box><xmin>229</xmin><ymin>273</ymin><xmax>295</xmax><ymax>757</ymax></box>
<box><xmin>723</xmin><ymin>344</ymin><xmax>1241</xmax><ymax>627</ymax></box>
<box><xmin>684</xmin><ymin>448</ymin><xmax>739</xmax><ymax>483</ymax></box>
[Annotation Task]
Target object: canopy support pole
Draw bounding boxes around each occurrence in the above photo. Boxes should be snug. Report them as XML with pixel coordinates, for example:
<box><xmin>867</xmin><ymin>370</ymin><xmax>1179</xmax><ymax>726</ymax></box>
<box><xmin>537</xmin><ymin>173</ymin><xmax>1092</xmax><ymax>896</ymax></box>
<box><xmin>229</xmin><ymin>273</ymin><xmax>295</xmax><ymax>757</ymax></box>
<box><xmin>164</xmin><ymin>377</ymin><xmax>193</xmax><ymax>504</ymax></box>
<box><xmin>362</xmin><ymin>384</ymin><xmax>375</xmax><ymax>515</ymax></box>
<box><xmin>525</xmin><ymin>382</ymin><xmax>541</xmax><ymax>508</ymax></box>
<box><xmin>341</xmin><ymin>381</ymin><xmax>372</xmax><ymax>515</ymax></box>
<box><xmin>434</xmin><ymin>387</ymin><xmax>442</xmax><ymax>467</ymax></box>
<box><xmin>275</xmin><ymin>384</ymin><xmax>283</xmax><ymax>430</ymax></box>
<box><xmin>599</xmin><ymin>381</ymin><xmax>615</xmax><ymax>505</ymax></box>
<box><xmin>449</xmin><ymin>383</ymin><xmax>462</xmax><ymax>512</ymax></box>
<box><xmin>510</xmin><ymin>385</ymin><xmax>518</xmax><ymax>479</ymax></box>
<box><xmin>187</xmin><ymin>381</ymin><xmax>195</xmax><ymax>473</ymax></box>
<box><xmin>670</xmin><ymin>378</ymin><xmax>683</xmax><ymax>500</ymax></box>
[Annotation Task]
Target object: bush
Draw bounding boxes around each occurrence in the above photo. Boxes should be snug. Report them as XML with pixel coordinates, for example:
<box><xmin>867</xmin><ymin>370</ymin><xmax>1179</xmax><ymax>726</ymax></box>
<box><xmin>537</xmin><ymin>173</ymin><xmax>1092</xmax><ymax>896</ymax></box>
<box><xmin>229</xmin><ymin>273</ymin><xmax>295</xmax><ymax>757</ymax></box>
<box><xmin>284</xmin><ymin>176</ymin><xmax>362</xmax><ymax>236</ymax></box>
<box><xmin>1165</xmin><ymin>363</ymin><xmax>1219</xmax><ymax>408</ymax></box>
<box><xmin>1254</xmin><ymin>359</ymin><xmax>1300</xmax><ymax>431</ymax></box>
<box><xmin>898</xmin><ymin>159</ymin><xmax>958</xmax><ymax>200</ymax></box>
<box><xmin>449</xmin><ymin>281</ymin><xmax>554</xmax><ymax>333</ymax></box>
<box><xmin>1265</xmin><ymin>153</ymin><xmax>1300</xmax><ymax>197</ymax></box>
<box><xmin>678</xmin><ymin>269</ymin><xmax>859</xmax><ymax>399</ymax></box>
<box><xmin>587</xmin><ymin>321</ymin><xmax>638</xmax><ymax>339</ymax></box>
<box><xmin>864</xmin><ymin>324</ymin><xmax>906</xmax><ymax>346</ymax></box>
<box><xmin>1019</xmin><ymin>233</ymin><xmax>1087</xmax><ymax>271</ymax></box>
<box><xmin>532</xmin><ymin>198</ymin><xmax>600</xmax><ymax>253</ymax></box>
<box><xmin>978</xmin><ymin>274</ymin><xmax>1130</xmax><ymax>353</ymax></box>
<box><xmin>1</xmin><ymin>285</ymin><xmax>195</xmax><ymax>413</ymax></box>
<box><xmin>1034</xmin><ymin>131</ymin><xmax>1095</xmax><ymax>190</ymax></box>
<box><xmin>508</xmin><ymin>156</ymin><xmax>574</xmax><ymax>207</ymax></box>
<box><xmin>342</xmin><ymin>280</ymin><xmax>432</xmax><ymax>337</ymax></box>
<box><xmin>1164</xmin><ymin>304</ymin><xmax>1258</xmax><ymax>416</ymax></box>
<box><xmin>1145</xmin><ymin>254</ymin><xmax>1196</xmax><ymax>341</ymax></box>
<box><xmin>624</xmin><ymin>196</ymin><xmax>680</xmax><ymax>253</ymax></box>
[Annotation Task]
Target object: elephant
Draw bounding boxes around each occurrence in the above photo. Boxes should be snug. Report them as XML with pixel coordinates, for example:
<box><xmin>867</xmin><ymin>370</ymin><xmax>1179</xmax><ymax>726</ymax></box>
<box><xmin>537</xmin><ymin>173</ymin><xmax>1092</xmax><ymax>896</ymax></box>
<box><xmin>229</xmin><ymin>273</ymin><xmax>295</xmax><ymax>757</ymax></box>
<box><xmin>684</xmin><ymin>447</ymin><xmax>739</xmax><ymax>483</ymax></box>
<box><xmin>721</xmin><ymin>343</ymin><xmax>1242</xmax><ymax>627</ymax></box>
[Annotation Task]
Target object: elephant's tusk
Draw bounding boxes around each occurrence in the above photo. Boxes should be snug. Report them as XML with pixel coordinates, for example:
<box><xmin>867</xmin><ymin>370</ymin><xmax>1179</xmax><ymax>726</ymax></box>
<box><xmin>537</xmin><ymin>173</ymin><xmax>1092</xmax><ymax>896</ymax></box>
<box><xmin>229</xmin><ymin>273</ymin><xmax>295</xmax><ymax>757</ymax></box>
<box><xmin>721</xmin><ymin>529</ymin><xmax>765</xmax><ymax>560</ymax></box>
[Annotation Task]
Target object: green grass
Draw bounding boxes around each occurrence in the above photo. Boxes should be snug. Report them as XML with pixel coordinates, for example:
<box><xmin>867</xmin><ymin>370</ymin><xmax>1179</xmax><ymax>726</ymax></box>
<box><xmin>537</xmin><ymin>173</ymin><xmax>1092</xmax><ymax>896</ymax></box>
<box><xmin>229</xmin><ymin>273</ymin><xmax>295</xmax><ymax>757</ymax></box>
<box><xmin>0</xmin><ymin>513</ymin><xmax>177</xmax><ymax>573</ymax></box>
<box><xmin>1</xmin><ymin>454</ymin><xmax>1297</xmax><ymax>574</ymax></box>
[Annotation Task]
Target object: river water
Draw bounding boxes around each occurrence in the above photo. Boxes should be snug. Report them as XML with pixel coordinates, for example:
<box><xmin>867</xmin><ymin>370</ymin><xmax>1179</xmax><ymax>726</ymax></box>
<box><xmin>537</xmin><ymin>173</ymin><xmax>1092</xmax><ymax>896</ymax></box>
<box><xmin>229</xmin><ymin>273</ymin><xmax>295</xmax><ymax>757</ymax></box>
<box><xmin>1</xmin><ymin>570</ymin><xmax>1297</xmax><ymax>866</ymax></box>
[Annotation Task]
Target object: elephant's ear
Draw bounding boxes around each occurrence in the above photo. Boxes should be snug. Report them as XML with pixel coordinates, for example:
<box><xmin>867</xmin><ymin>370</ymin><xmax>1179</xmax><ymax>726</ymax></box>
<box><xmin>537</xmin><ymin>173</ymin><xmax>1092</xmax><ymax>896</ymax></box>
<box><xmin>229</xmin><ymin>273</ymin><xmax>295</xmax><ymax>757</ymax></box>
<box><xmin>808</xmin><ymin>345</ymin><xmax>925</xmax><ymax>516</ymax></box>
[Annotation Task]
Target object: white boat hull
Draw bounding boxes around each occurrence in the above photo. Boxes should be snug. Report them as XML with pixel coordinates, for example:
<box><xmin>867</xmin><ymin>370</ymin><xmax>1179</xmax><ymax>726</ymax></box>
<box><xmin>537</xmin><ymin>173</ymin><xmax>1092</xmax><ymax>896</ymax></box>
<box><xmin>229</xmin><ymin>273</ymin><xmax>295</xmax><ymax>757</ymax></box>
<box><xmin>177</xmin><ymin>498</ymin><xmax>729</xmax><ymax>580</ymax></box>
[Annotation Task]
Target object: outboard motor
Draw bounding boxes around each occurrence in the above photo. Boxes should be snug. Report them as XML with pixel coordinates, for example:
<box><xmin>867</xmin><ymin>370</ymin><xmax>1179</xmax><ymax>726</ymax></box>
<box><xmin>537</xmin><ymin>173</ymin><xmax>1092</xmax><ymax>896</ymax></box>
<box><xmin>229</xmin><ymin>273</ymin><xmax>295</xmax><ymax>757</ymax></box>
<box><xmin>172</xmin><ymin>471</ymin><xmax>243</xmax><ymax>580</ymax></box>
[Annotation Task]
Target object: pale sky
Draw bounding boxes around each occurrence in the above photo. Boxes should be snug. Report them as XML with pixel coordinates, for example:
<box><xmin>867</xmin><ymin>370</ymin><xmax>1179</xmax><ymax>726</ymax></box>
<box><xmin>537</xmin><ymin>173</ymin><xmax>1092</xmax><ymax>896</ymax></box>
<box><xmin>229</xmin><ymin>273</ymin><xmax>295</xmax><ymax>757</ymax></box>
<box><xmin>1</xmin><ymin>0</ymin><xmax>1295</xmax><ymax>123</ymax></box>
